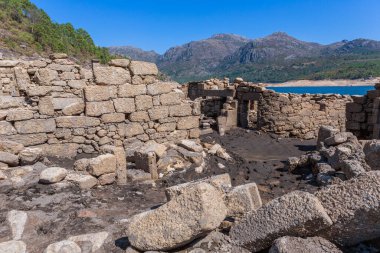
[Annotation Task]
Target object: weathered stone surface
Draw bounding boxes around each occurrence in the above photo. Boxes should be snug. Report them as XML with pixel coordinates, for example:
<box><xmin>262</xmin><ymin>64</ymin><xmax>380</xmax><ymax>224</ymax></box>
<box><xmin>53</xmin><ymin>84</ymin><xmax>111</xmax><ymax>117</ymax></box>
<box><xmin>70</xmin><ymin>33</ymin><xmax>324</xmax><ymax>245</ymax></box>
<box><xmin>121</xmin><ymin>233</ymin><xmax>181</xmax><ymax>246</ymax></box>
<box><xmin>147</xmin><ymin>82</ymin><xmax>176</xmax><ymax>95</ymax></box>
<box><xmin>6</xmin><ymin>109</ymin><xmax>34</xmax><ymax>121</ymax></box>
<box><xmin>178</xmin><ymin>139</ymin><xmax>203</xmax><ymax>152</ymax></box>
<box><xmin>225</xmin><ymin>183</ymin><xmax>262</xmax><ymax>218</ymax></box>
<box><xmin>62</xmin><ymin>102</ymin><xmax>85</xmax><ymax>116</ymax></box>
<box><xmin>94</xmin><ymin>66</ymin><xmax>131</xmax><ymax>85</ymax></box>
<box><xmin>0</xmin><ymin>96</ymin><xmax>24</xmax><ymax>110</ymax></box>
<box><xmin>35</xmin><ymin>68</ymin><xmax>58</xmax><ymax>85</ymax></box>
<box><xmin>324</xmin><ymin>133</ymin><xmax>348</xmax><ymax>146</ymax></box>
<box><xmin>130</xmin><ymin>111</ymin><xmax>150</xmax><ymax>122</ymax></box>
<box><xmin>5</xmin><ymin>133</ymin><xmax>48</xmax><ymax>146</ymax></box>
<box><xmin>129</xmin><ymin>61</ymin><xmax>158</xmax><ymax>76</ymax></box>
<box><xmin>19</xmin><ymin>147</ymin><xmax>42</xmax><ymax>165</ymax></box>
<box><xmin>43</xmin><ymin>240</ymin><xmax>81</xmax><ymax>253</ymax></box>
<box><xmin>165</xmin><ymin>173</ymin><xmax>232</xmax><ymax>201</ymax></box>
<box><xmin>118</xmin><ymin>84</ymin><xmax>146</xmax><ymax>97</ymax></box>
<box><xmin>0</xmin><ymin>240</ymin><xmax>26</xmax><ymax>253</ymax></box>
<box><xmin>169</xmin><ymin>104</ymin><xmax>193</xmax><ymax>117</ymax></box>
<box><xmin>68</xmin><ymin>231</ymin><xmax>109</xmax><ymax>252</ymax></box>
<box><xmin>101</xmin><ymin>113</ymin><xmax>125</xmax><ymax>123</ymax></box>
<box><xmin>0</xmin><ymin>121</ymin><xmax>17</xmax><ymax>135</ymax></box>
<box><xmin>230</xmin><ymin>191</ymin><xmax>333</xmax><ymax>252</ymax></box>
<box><xmin>0</xmin><ymin>151</ymin><xmax>19</xmax><ymax>166</ymax></box>
<box><xmin>160</xmin><ymin>92</ymin><xmax>182</xmax><ymax>106</ymax></box>
<box><xmin>67</xmin><ymin>80</ymin><xmax>86</xmax><ymax>89</ymax></box>
<box><xmin>269</xmin><ymin>236</ymin><xmax>342</xmax><ymax>253</ymax></box>
<box><xmin>38</xmin><ymin>143</ymin><xmax>79</xmax><ymax>158</ymax></box>
<box><xmin>177</xmin><ymin>116</ymin><xmax>199</xmax><ymax>130</ymax></box>
<box><xmin>39</xmin><ymin>97</ymin><xmax>54</xmax><ymax>116</ymax></box>
<box><xmin>14</xmin><ymin>67</ymin><xmax>31</xmax><ymax>91</ymax></box>
<box><xmin>51</xmin><ymin>98</ymin><xmax>83</xmax><ymax>110</ymax></box>
<box><xmin>135</xmin><ymin>95</ymin><xmax>153</xmax><ymax>111</ymax></box>
<box><xmin>87</xmin><ymin>154</ymin><xmax>116</xmax><ymax>177</ymax></box>
<box><xmin>100</xmin><ymin>145</ymin><xmax>127</xmax><ymax>185</ymax></box>
<box><xmin>363</xmin><ymin>140</ymin><xmax>380</xmax><ymax>170</ymax></box>
<box><xmin>113</xmin><ymin>98</ymin><xmax>135</xmax><ymax>113</ymax></box>
<box><xmin>26</xmin><ymin>86</ymin><xmax>52</xmax><ymax>96</ymax></box>
<box><xmin>125</xmin><ymin>123</ymin><xmax>144</xmax><ymax>137</ymax></box>
<box><xmin>148</xmin><ymin>107</ymin><xmax>169</xmax><ymax>121</ymax></box>
<box><xmin>86</xmin><ymin>101</ymin><xmax>115</xmax><ymax>116</ymax></box>
<box><xmin>127</xmin><ymin>182</ymin><xmax>227</xmax><ymax>251</ymax></box>
<box><xmin>14</xmin><ymin>119</ymin><xmax>56</xmax><ymax>134</ymax></box>
<box><xmin>317</xmin><ymin>126</ymin><xmax>340</xmax><ymax>149</ymax></box>
<box><xmin>315</xmin><ymin>171</ymin><xmax>380</xmax><ymax>246</ymax></box>
<box><xmin>157</xmin><ymin>122</ymin><xmax>176</xmax><ymax>132</ymax></box>
<box><xmin>39</xmin><ymin>167</ymin><xmax>67</xmax><ymax>184</ymax></box>
<box><xmin>7</xmin><ymin>210</ymin><xmax>27</xmax><ymax>240</ymax></box>
<box><xmin>84</xmin><ymin>86</ymin><xmax>117</xmax><ymax>101</ymax></box>
<box><xmin>98</xmin><ymin>173</ymin><xmax>116</xmax><ymax>185</ymax></box>
<box><xmin>56</xmin><ymin>116</ymin><xmax>100</xmax><ymax>128</ymax></box>
<box><xmin>109</xmin><ymin>58</ymin><xmax>131</xmax><ymax>68</ymax></box>
<box><xmin>66</xmin><ymin>173</ymin><xmax>98</xmax><ymax>189</ymax></box>
<box><xmin>0</xmin><ymin>140</ymin><xmax>24</xmax><ymax>154</ymax></box>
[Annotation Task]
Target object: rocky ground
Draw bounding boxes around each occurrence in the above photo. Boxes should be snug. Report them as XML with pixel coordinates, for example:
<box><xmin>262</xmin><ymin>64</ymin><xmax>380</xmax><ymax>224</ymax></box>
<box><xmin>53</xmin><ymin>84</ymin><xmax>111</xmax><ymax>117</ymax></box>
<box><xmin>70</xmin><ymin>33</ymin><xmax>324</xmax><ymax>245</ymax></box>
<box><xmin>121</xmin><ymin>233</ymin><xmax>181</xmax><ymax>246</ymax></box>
<box><xmin>0</xmin><ymin>128</ymin><xmax>324</xmax><ymax>252</ymax></box>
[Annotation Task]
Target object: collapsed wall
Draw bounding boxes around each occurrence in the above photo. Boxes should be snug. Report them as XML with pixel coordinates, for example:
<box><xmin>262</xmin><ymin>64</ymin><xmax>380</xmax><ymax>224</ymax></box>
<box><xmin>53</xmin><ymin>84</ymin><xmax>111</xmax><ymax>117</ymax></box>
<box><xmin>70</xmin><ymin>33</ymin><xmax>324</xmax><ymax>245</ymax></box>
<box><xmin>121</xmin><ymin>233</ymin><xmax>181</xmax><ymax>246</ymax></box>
<box><xmin>0</xmin><ymin>55</ymin><xmax>200</xmax><ymax>157</ymax></box>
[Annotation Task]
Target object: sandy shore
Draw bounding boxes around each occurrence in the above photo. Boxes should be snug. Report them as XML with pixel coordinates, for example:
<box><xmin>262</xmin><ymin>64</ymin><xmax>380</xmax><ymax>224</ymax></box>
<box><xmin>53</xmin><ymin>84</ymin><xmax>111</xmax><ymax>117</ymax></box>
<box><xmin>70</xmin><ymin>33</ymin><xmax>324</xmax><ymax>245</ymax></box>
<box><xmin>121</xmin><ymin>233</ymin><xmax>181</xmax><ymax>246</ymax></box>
<box><xmin>261</xmin><ymin>78</ymin><xmax>379</xmax><ymax>87</ymax></box>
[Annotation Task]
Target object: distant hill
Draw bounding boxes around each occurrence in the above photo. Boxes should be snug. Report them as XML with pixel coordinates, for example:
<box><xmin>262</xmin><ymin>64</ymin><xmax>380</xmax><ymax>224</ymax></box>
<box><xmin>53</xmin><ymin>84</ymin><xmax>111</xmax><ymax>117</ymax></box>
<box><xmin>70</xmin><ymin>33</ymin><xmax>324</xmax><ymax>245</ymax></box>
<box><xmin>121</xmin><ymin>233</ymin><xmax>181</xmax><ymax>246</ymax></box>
<box><xmin>0</xmin><ymin>0</ymin><xmax>112</xmax><ymax>62</ymax></box>
<box><xmin>108</xmin><ymin>46</ymin><xmax>160</xmax><ymax>63</ymax></box>
<box><xmin>111</xmin><ymin>32</ymin><xmax>380</xmax><ymax>83</ymax></box>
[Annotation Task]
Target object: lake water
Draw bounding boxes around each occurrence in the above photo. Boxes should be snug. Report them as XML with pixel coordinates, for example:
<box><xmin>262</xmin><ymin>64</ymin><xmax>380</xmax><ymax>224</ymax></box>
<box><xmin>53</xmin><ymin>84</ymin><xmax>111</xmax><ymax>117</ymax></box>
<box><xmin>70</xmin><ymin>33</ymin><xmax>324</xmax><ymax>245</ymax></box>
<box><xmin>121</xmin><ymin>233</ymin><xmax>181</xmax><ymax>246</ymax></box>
<box><xmin>267</xmin><ymin>85</ymin><xmax>375</xmax><ymax>96</ymax></box>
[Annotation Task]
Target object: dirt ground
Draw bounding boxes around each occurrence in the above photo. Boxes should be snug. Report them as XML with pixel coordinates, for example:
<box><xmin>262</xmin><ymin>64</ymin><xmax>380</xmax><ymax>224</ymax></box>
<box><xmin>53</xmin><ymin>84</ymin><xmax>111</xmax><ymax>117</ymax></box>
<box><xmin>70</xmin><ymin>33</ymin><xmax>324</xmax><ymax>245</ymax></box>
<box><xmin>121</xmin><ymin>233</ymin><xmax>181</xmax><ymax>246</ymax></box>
<box><xmin>1</xmin><ymin>128</ymin><xmax>377</xmax><ymax>252</ymax></box>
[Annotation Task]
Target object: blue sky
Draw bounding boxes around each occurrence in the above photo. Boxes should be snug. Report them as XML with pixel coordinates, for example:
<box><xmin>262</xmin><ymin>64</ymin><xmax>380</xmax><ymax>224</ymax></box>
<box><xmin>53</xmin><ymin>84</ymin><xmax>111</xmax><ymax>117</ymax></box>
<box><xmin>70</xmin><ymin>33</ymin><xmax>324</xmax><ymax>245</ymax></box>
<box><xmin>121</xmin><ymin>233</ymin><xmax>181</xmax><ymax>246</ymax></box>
<box><xmin>31</xmin><ymin>0</ymin><xmax>380</xmax><ymax>54</ymax></box>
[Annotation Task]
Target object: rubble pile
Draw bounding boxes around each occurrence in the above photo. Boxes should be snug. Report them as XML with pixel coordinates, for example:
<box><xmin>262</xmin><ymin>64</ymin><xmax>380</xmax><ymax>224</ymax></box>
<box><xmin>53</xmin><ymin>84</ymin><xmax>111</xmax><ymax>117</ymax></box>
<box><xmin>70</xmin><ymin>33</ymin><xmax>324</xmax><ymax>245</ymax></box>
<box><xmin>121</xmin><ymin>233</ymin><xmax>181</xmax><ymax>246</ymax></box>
<box><xmin>287</xmin><ymin>125</ymin><xmax>378</xmax><ymax>186</ymax></box>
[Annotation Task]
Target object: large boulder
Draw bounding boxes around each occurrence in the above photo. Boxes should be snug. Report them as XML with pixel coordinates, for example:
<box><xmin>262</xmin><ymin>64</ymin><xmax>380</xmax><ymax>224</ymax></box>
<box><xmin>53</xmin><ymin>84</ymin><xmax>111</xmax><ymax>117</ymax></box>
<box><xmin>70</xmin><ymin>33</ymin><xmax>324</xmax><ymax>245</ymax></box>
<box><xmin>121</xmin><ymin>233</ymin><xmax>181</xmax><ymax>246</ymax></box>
<box><xmin>269</xmin><ymin>236</ymin><xmax>342</xmax><ymax>253</ymax></box>
<box><xmin>230</xmin><ymin>191</ymin><xmax>333</xmax><ymax>252</ymax></box>
<box><xmin>315</xmin><ymin>171</ymin><xmax>380</xmax><ymax>246</ymax></box>
<box><xmin>127</xmin><ymin>182</ymin><xmax>227</xmax><ymax>251</ymax></box>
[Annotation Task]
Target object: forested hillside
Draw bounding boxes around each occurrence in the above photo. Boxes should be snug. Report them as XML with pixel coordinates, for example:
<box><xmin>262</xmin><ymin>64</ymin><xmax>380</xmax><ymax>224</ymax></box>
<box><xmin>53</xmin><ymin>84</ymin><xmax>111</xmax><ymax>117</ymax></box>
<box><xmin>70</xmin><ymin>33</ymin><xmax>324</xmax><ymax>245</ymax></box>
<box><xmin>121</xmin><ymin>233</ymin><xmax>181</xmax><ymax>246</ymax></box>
<box><xmin>0</xmin><ymin>0</ymin><xmax>112</xmax><ymax>62</ymax></box>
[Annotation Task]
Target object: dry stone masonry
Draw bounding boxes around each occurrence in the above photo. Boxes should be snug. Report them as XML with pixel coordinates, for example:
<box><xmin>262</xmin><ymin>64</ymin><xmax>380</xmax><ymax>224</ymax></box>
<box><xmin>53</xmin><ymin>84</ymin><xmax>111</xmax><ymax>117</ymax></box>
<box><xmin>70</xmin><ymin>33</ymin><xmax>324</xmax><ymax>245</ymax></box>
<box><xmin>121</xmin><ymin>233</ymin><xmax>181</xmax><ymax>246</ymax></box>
<box><xmin>0</xmin><ymin>55</ymin><xmax>200</xmax><ymax>158</ymax></box>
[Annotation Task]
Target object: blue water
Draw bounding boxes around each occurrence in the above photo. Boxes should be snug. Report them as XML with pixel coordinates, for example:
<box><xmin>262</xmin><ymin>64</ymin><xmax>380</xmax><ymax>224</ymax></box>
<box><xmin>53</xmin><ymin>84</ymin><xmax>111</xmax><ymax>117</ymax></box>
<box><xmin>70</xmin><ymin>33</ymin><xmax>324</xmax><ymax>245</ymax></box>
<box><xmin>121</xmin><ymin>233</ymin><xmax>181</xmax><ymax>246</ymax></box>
<box><xmin>267</xmin><ymin>85</ymin><xmax>375</xmax><ymax>96</ymax></box>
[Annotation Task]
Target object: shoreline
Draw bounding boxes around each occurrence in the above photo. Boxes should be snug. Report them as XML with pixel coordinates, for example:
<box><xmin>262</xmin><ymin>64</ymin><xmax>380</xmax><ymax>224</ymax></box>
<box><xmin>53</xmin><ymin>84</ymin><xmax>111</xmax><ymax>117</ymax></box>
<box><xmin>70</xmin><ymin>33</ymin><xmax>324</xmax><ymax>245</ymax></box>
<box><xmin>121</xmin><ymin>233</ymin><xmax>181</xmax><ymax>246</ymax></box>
<box><xmin>261</xmin><ymin>78</ymin><xmax>379</xmax><ymax>87</ymax></box>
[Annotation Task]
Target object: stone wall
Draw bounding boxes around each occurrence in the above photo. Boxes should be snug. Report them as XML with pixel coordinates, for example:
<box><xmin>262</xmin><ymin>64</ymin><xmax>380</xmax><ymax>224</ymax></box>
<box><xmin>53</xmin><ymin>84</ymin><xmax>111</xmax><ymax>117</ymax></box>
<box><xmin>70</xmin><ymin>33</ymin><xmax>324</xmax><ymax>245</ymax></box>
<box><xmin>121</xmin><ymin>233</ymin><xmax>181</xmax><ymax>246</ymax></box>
<box><xmin>257</xmin><ymin>90</ymin><xmax>352</xmax><ymax>139</ymax></box>
<box><xmin>346</xmin><ymin>85</ymin><xmax>380</xmax><ymax>139</ymax></box>
<box><xmin>0</xmin><ymin>55</ymin><xmax>200</xmax><ymax>157</ymax></box>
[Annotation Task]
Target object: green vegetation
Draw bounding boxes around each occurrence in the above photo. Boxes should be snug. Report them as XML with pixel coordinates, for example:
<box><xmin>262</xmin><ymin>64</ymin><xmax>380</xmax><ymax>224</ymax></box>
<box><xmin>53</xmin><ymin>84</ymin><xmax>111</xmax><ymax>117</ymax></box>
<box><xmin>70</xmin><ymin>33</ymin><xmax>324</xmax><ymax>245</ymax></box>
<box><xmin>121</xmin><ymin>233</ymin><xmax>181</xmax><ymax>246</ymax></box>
<box><xmin>213</xmin><ymin>57</ymin><xmax>380</xmax><ymax>83</ymax></box>
<box><xmin>0</xmin><ymin>0</ymin><xmax>112</xmax><ymax>63</ymax></box>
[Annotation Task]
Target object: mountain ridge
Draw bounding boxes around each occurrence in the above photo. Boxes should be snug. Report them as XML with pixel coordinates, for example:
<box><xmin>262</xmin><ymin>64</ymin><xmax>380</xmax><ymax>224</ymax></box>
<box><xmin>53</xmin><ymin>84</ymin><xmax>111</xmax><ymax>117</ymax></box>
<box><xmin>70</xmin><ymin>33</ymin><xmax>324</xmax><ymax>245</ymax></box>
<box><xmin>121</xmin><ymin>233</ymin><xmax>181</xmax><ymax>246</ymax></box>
<box><xmin>110</xmin><ymin>32</ymin><xmax>380</xmax><ymax>83</ymax></box>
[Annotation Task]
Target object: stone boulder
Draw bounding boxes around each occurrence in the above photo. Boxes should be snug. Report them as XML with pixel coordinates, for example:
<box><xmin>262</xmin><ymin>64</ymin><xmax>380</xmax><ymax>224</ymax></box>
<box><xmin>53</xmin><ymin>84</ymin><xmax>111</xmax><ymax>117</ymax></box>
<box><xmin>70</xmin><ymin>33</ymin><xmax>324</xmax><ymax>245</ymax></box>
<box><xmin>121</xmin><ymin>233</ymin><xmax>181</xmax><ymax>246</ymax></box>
<box><xmin>0</xmin><ymin>140</ymin><xmax>24</xmax><ymax>154</ymax></box>
<box><xmin>43</xmin><ymin>240</ymin><xmax>81</xmax><ymax>253</ymax></box>
<box><xmin>0</xmin><ymin>240</ymin><xmax>26</xmax><ymax>253</ymax></box>
<box><xmin>39</xmin><ymin>167</ymin><xmax>67</xmax><ymax>184</ymax></box>
<box><xmin>87</xmin><ymin>154</ymin><xmax>116</xmax><ymax>177</ymax></box>
<box><xmin>0</xmin><ymin>151</ymin><xmax>19</xmax><ymax>166</ymax></box>
<box><xmin>230</xmin><ymin>191</ymin><xmax>333</xmax><ymax>252</ymax></box>
<box><xmin>7</xmin><ymin>210</ymin><xmax>27</xmax><ymax>240</ymax></box>
<box><xmin>363</xmin><ymin>140</ymin><xmax>380</xmax><ymax>170</ymax></box>
<box><xmin>18</xmin><ymin>148</ymin><xmax>43</xmax><ymax>165</ymax></box>
<box><xmin>269</xmin><ymin>236</ymin><xmax>342</xmax><ymax>253</ymax></box>
<box><xmin>315</xmin><ymin>171</ymin><xmax>380</xmax><ymax>246</ymax></box>
<box><xmin>127</xmin><ymin>182</ymin><xmax>227</xmax><ymax>251</ymax></box>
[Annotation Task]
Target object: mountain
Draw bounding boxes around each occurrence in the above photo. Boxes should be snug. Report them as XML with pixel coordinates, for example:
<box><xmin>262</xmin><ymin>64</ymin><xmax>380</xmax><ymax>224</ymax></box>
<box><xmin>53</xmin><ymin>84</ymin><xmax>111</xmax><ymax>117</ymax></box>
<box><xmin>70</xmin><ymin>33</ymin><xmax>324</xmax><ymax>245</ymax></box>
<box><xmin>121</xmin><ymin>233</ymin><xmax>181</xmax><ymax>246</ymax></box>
<box><xmin>108</xmin><ymin>46</ymin><xmax>160</xmax><ymax>63</ymax></box>
<box><xmin>111</xmin><ymin>32</ymin><xmax>380</xmax><ymax>83</ymax></box>
<box><xmin>156</xmin><ymin>34</ymin><xmax>251</xmax><ymax>82</ymax></box>
<box><xmin>218</xmin><ymin>34</ymin><xmax>380</xmax><ymax>82</ymax></box>
<box><xmin>0</xmin><ymin>0</ymin><xmax>112</xmax><ymax>62</ymax></box>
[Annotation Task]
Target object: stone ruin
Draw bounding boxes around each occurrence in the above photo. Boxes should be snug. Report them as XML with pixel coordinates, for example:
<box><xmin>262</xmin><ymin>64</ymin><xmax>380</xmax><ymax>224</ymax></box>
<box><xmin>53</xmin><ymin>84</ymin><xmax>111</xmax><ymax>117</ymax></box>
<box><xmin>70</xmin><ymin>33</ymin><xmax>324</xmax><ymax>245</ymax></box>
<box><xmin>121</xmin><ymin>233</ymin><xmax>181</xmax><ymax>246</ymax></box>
<box><xmin>1</xmin><ymin>55</ymin><xmax>380</xmax><ymax>252</ymax></box>
<box><xmin>188</xmin><ymin>78</ymin><xmax>380</xmax><ymax>140</ymax></box>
